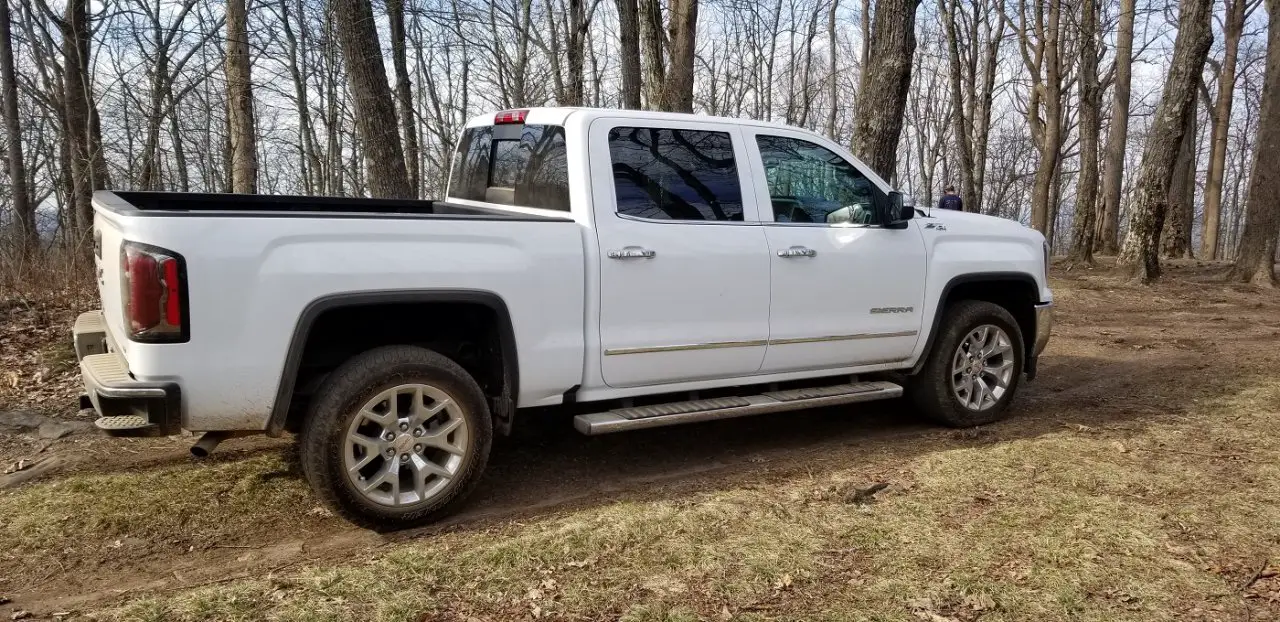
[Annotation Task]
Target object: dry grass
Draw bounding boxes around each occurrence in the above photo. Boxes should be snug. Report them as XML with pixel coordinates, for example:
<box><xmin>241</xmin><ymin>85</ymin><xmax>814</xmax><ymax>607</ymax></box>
<box><xmin>79</xmin><ymin>377</ymin><xmax>1280</xmax><ymax>622</ymax></box>
<box><xmin>0</xmin><ymin>453</ymin><xmax>328</xmax><ymax>580</ymax></box>
<box><xmin>3</xmin><ymin>261</ymin><xmax>1279</xmax><ymax>621</ymax></box>
<box><xmin>0</xmin><ymin>246</ymin><xmax>97</xmax><ymax>416</ymax></box>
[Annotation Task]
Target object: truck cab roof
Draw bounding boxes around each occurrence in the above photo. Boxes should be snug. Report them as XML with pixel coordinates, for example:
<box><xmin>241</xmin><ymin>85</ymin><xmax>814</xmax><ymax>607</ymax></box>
<box><xmin>464</xmin><ymin>107</ymin><xmax>815</xmax><ymax>135</ymax></box>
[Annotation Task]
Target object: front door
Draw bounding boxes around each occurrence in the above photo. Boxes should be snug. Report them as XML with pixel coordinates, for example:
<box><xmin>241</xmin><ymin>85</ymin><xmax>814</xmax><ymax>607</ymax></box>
<box><xmin>741</xmin><ymin>128</ymin><xmax>928</xmax><ymax>373</ymax></box>
<box><xmin>591</xmin><ymin>119</ymin><xmax>771</xmax><ymax>388</ymax></box>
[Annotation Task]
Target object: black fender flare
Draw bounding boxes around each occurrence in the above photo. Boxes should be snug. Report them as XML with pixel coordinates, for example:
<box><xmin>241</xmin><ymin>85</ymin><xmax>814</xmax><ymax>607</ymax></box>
<box><xmin>910</xmin><ymin>272</ymin><xmax>1041</xmax><ymax>375</ymax></box>
<box><xmin>266</xmin><ymin>289</ymin><xmax>519</xmax><ymax>436</ymax></box>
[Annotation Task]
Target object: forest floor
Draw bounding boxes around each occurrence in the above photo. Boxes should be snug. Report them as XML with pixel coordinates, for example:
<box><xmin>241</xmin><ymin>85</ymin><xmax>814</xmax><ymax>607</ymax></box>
<box><xmin>1</xmin><ymin>259</ymin><xmax>1279</xmax><ymax>622</ymax></box>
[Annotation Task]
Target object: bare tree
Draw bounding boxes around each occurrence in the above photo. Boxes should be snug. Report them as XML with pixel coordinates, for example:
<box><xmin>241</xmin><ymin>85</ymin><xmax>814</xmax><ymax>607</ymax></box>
<box><xmin>1202</xmin><ymin>0</ymin><xmax>1261</xmax><ymax>259</ymax></box>
<box><xmin>1160</xmin><ymin>109</ymin><xmax>1196</xmax><ymax>258</ymax></box>
<box><xmin>1117</xmin><ymin>0</ymin><xmax>1214</xmax><ymax>283</ymax></box>
<box><xmin>616</xmin><ymin>0</ymin><xmax>641</xmax><ymax>108</ymax></box>
<box><xmin>1067</xmin><ymin>0</ymin><xmax>1101</xmax><ymax>264</ymax></box>
<box><xmin>662</xmin><ymin>0</ymin><xmax>698</xmax><ymax>112</ymax></box>
<box><xmin>1007</xmin><ymin>0</ymin><xmax>1069</xmax><ymax>235</ymax></box>
<box><xmin>851</xmin><ymin>0</ymin><xmax>921</xmax><ymax>179</ymax></box>
<box><xmin>332</xmin><ymin>0</ymin><xmax>412</xmax><ymax>198</ymax></box>
<box><xmin>386</xmin><ymin>0</ymin><xmax>419</xmax><ymax>193</ymax></box>
<box><xmin>226</xmin><ymin>0</ymin><xmax>257</xmax><ymax>193</ymax></box>
<box><xmin>0</xmin><ymin>0</ymin><xmax>32</xmax><ymax>253</ymax></box>
<box><xmin>1229</xmin><ymin>0</ymin><xmax>1279</xmax><ymax>285</ymax></box>
<box><xmin>940</xmin><ymin>0</ymin><xmax>1005</xmax><ymax>214</ymax></box>
<box><xmin>1096</xmin><ymin>0</ymin><xmax>1136</xmax><ymax>254</ymax></box>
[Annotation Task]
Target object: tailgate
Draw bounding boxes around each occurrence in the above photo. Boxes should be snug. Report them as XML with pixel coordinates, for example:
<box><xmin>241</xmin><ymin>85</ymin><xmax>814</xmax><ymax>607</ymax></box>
<box><xmin>92</xmin><ymin>204</ymin><xmax>130</xmax><ymax>355</ymax></box>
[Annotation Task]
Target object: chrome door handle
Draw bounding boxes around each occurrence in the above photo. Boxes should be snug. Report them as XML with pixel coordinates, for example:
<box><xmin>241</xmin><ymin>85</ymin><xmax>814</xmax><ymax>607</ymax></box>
<box><xmin>777</xmin><ymin>246</ymin><xmax>817</xmax><ymax>258</ymax></box>
<box><xmin>607</xmin><ymin>246</ymin><xmax>656</xmax><ymax>259</ymax></box>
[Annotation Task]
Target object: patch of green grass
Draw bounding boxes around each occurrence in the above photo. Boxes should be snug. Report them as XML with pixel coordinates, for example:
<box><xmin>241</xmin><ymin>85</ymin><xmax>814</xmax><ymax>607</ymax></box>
<box><xmin>0</xmin><ymin>454</ymin><xmax>318</xmax><ymax>571</ymax></box>
<box><xmin>92</xmin><ymin>378</ymin><xmax>1280</xmax><ymax>622</ymax></box>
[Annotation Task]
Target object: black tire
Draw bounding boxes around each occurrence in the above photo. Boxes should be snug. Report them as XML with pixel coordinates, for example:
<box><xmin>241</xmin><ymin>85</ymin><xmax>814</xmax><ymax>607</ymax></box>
<box><xmin>908</xmin><ymin>300</ymin><xmax>1025</xmax><ymax>427</ymax></box>
<box><xmin>299</xmin><ymin>345</ymin><xmax>492</xmax><ymax>530</ymax></box>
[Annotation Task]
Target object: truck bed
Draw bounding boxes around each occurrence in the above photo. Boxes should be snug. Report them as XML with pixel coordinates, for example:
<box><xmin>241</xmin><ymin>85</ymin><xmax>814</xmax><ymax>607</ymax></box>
<box><xmin>97</xmin><ymin>191</ymin><xmax>571</xmax><ymax>221</ymax></box>
<box><xmin>90</xmin><ymin>189</ymin><xmax>586</xmax><ymax>431</ymax></box>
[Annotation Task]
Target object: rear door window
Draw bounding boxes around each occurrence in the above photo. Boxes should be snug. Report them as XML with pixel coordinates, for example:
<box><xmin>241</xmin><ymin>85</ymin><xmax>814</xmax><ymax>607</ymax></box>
<box><xmin>607</xmin><ymin>127</ymin><xmax>744</xmax><ymax>221</ymax></box>
<box><xmin>449</xmin><ymin>124</ymin><xmax>570</xmax><ymax>211</ymax></box>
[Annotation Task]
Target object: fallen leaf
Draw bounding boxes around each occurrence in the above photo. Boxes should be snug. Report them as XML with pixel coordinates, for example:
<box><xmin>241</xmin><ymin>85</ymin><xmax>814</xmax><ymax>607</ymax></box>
<box><xmin>774</xmin><ymin>573</ymin><xmax>793</xmax><ymax>590</ymax></box>
<box><xmin>565</xmin><ymin>557</ymin><xmax>596</xmax><ymax>568</ymax></box>
<box><xmin>525</xmin><ymin>587</ymin><xmax>543</xmax><ymax>600</ymax></box>
<box><xmin>540</xmin><ymin>577</ymin><xmax>557</xmax><ymax>591</ymax></box>
<box><xmin>717</xmin><ymin>604</ymin><xmax>732</xmax><ymax>621</ymax></box>
<box><xmin>845</xmin><ymin>482</ymin><xmax>890</xmax><ymax>504</ymax></box>
<box><xmin>964</xmin><ymin>593</ymin><xmax>996</xmax><ymax>611</ymax></box>
<box><xmin>1112</xmin><ymin>440</ymin><xmax>1129</xmax><ymax>453</ymax></box>
<box><xmin>530</xmin><ymin>604</ymin><xmax>542</xmax><ymax>619</ymax></box>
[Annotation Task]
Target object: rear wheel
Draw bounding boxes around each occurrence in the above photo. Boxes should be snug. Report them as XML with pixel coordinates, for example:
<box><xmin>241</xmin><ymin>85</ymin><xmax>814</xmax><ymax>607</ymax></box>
<box><xmin>909</xmin><ymin>300</ymin><xmax>1025</xmax><ymax>427</ymax></box>
<box><xmin>300</xmin><ymin>346</ymin><xmax>492</xmax><ymax>530</ymax></box>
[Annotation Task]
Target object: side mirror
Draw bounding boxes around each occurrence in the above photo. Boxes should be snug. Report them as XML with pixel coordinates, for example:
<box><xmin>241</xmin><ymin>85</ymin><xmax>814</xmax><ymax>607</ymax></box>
<box><xmin>881</xmin><ymin>191</ymin><xmax>914</xmax><ymax>228</ymax></box>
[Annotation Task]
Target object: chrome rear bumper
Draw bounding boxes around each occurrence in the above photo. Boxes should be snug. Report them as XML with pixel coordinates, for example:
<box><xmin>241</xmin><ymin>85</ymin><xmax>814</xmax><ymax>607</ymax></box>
<box><xmin>73</xmin><ymin>310</ymin><xmax>181</xmax><ymax>436</ymax></box>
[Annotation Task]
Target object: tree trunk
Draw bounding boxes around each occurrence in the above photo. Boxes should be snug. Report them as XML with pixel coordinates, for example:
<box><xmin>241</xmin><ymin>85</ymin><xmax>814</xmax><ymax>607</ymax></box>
<box><xmin>332</xmin><ymin>0</ymin><xmax>412</xmax><ymax>198</ymax></box>
<box><xmin>616</xmin><ymin>0</ymin><xmax>642</xmax><ymax>108</ymax></box>
<box><xmin>825</xmin><ymin>0</ymin><xmax>839</xmax><ymax>138</ymax></box>
<box><xmin>386</xmin><ymin>0</ymin><xmax>419</xmax><ymax>194</ymax></box>
<box><xmin>1028</xmin><ymin>0</ymin><xmax>1063</xmax><ymax>235</ymax></box>
<box><xmin>226</xmin><ymin>0</ymin><xmax>257</xmax><ymax>193</ymax></box>
<box><xmin>638</xmin><ymin>0</ymin><xmax>665</xmax><ymax>108</ymax></box>
<box><xmin>1161</xmin><ymin>111</ymin><xmax>1196</xmax><ymax>258</ymax></box>
<box><xmin>1117</xmin><ymin>0</ymin><xmax>1213</xmax><ymax>283</ymax></box>
<box><xmin>940</xmin><ymin>0</ymin><xmax>976</xmax><ymax>211</ymax></box>
<box><xmin>562</xmin><ymin>0</ymin><xmax>586</xmax><ymax>106</ymax></box>
<box><xmin>0</xmin><ymin>0</ymin><xmax>33</xmax><ymax>254</ymax></box>
<box><xmin>1067</xmin><ymin>0</ymin><xmax>1101</xmax><ymax>265</ymax></box>
<box><xmin>1229</xmin><ymin>0</ymin><xmax>1280</xmax><ymax>286</ymax></box>
<box><xmin>1097</xmin><ymin>0</ymin><xmax>1136</xmax><ymax>255</ymax></box>
<box><xmin>1202</xmin><ymin>0</ymin><xmax>1247</xmax><ymax>259</ymax></box>
<box><xmin>60</xmin><ymin>0</ymin><xmax>108</xmax><ymax>240</ymax></box>
<box><xmin>851</xmin><ymin>0</ymin><xmax>921</xmax><ymax>179</ymax></box>
<box><xmin>659</xmin><ymin>0</ymin><xmax>698</xmax><ymax>112</ymax></box>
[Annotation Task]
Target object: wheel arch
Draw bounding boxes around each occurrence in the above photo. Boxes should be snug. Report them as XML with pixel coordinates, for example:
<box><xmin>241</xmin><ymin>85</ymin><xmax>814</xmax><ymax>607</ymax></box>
<box><xmin>911</xmin><ymin>272</ymin><xmax>1042</xmax><ymax>376</ymax></box>
<box><xmin>267</xmin><ymin>289</ymin><xmax>519</xmax><ymax>436</ymax></box>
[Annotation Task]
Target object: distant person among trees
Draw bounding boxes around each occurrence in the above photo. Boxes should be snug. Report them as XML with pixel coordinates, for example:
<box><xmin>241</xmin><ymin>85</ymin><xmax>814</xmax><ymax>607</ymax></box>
<box><xmin>938</xmin><ymin>185</ymin><xmax>963</xmax><ymax>211</ymax></box>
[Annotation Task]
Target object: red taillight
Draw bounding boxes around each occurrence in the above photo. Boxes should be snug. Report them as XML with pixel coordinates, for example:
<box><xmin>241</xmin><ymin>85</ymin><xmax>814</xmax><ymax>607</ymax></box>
<box><xmin>121</xmin><ymin>242</ymin><xmax>186</xmax><ymax>342</ymax></box>
<box><xmin>494</xmin><ymin>109</ymin><xmax>528</xmax><ymax>124</ymax></box>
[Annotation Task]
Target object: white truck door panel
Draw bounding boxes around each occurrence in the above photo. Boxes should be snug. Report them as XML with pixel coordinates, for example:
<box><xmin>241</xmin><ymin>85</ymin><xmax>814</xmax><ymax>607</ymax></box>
<box><xmin>589</xmin><ymin>118</ymin><xmax>770</xmax><ymax>388</ymax></box>
<box><xmin>742</xmin><ymin>128</ymin><xmax>928</xmax><ymax>373</ymax></box>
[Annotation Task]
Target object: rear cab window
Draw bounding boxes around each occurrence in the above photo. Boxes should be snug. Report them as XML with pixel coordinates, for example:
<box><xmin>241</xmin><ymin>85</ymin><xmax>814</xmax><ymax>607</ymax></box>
<box><xmin>448</xmin><ymin>121</ymin><xmax>570</xmax><ymax>211</ymax></box>
<box><xmin>606</xmin><ymin>127</ymin><xmax>744</xmax><ymax>221</ymax></box>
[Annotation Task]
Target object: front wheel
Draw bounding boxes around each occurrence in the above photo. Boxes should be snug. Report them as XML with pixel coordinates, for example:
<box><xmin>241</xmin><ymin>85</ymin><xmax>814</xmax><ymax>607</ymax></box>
<box><xmin>299</xmin><ymin>346</ymin><xmax>492</xmax><ymax>530</ymax></box>
<box><xmin>908</xmin><ymin>300</ymin><xmax>1025</xmax><ymax>427</ymax></box>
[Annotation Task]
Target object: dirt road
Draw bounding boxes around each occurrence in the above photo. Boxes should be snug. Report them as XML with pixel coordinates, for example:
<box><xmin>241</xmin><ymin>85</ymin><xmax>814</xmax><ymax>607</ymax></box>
<box><xmin>2</xmin><ymin>260</ymin><xmax>1279</xmax><ymax>620</ymax></box>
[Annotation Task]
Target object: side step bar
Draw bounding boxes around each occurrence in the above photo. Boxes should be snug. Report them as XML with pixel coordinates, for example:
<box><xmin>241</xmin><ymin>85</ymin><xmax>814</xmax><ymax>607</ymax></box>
<box><xmin>573</xmin><ymin>381</ymin><xmax>902</xmax><ymax>435</ymax></box>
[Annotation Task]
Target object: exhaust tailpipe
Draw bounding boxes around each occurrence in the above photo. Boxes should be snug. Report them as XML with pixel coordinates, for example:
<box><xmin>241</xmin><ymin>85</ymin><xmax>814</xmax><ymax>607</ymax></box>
<box><xmin>190</xmin><ymin>431</ymin><xmax>231</xmax><ymax>458</ymax></box>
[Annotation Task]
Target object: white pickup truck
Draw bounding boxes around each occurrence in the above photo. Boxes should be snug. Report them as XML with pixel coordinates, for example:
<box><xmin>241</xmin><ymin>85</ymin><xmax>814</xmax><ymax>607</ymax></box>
<box><xmin>74</xmin><ymin>107</ymin><xmax>1052</xmax><ymax>528</ymax></box>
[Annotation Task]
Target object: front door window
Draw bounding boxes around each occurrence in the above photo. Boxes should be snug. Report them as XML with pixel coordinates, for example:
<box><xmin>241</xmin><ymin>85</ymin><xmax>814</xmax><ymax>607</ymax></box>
<box><xmin>755</xmin><ymin>135</ymin><xmax>877</xmax><ymax>225</ymax></box>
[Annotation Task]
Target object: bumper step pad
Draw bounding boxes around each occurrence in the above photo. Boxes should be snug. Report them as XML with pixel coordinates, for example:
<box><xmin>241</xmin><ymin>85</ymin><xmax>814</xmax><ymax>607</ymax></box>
<box><xmin>93</xmin><ymin>415</ymin><xmax>158</xmax><ymax>433</ymax></box>
<box><xmin>574</xmin><ymin>380</ymin><xmax>902</xmax><ymax>435</ymax></box>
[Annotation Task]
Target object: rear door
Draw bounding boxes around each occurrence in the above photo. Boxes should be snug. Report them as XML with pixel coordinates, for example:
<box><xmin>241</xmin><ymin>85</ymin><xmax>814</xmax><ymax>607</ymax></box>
<box><xmin>589</xmin><ymin>118</ymin><xmax>771</xmax><ymax>388</ymax></box>
<box><xmin>741</xmin><ymin>127</ymin><xmax>928</xmax><ymax>373</ymax></box>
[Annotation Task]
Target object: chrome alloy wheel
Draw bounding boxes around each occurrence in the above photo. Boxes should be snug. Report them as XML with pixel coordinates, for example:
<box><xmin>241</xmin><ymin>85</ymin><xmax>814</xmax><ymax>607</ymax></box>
<box><xmin>950</xmin><ymin>325</ymin><xmax>1016</xmax><ymax>412</ymax></box>
<box><xmin>343</xmin><ymin>383</ymin><xmax>470</xmax><ymax>506</ymax></box>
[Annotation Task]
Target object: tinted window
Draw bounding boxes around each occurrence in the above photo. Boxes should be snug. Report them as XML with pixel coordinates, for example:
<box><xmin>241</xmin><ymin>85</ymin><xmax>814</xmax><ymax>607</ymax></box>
<box><xmin>756</xmin><ymin>135</ymin><xmax>877</xmax><ymax>224</ymax></box>
<box><xmin>448</xmin><ymin>124</ymin><xmax>570</xmax><ymax>211</ymax></box>
<box><xmin>608</xmin><ymin>127</ymin><xmax>744</xmax><ymax>221</ymax></box>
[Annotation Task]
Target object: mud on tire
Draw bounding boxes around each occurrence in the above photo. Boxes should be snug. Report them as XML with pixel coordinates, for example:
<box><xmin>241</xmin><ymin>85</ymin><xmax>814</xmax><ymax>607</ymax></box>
<box><xmin>299</xmin><ymin>345</ymin><xmax>492</xmax><ymax>530</ymax></box>
<box><xmin>908</xmin><ymin>300</ymin><xmax>1025</xmax><ymax>427</ymax></box>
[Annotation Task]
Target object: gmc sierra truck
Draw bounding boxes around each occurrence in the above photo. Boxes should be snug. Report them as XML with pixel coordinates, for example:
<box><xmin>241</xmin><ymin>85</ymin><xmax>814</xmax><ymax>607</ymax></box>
<box><xmin>73</xmin><ymin>107</ymin><xmax>1052</xmax><ymax>528</ymax></box>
